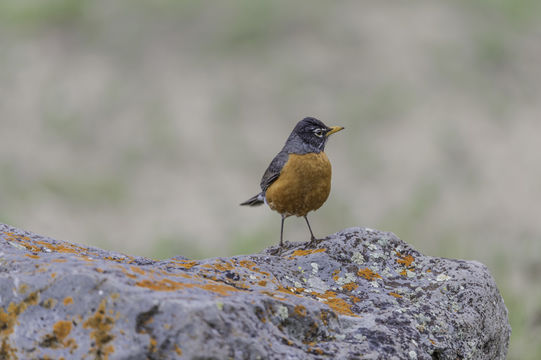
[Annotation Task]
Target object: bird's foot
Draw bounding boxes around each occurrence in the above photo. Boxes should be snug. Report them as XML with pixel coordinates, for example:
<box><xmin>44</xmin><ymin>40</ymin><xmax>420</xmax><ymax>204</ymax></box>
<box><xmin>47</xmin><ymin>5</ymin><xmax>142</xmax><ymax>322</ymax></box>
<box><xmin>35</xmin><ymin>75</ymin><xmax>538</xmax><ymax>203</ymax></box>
<box><xmin>306</xmin><ymin>236</ymin><xmax>323</xmax><ymax>248</ymax></box>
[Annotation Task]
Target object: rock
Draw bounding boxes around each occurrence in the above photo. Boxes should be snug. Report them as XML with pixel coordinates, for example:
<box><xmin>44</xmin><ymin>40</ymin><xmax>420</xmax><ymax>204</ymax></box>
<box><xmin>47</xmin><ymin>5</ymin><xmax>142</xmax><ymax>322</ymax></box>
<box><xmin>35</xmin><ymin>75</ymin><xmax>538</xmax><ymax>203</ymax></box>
<box><xmin>0</xmin><ymin>223</ymin><xmax>510</xmax><ymax>360</ymax></box>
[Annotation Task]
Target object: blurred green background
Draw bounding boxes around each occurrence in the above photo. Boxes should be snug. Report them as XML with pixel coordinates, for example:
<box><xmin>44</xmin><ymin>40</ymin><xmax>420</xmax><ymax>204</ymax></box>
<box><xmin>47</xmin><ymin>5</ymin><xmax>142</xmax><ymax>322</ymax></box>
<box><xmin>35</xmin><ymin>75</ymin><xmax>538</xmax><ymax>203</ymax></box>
<box><xmin>1</xmin><ymin>0</ymin><xmax>540</xmax><ymax>358</ymax></box>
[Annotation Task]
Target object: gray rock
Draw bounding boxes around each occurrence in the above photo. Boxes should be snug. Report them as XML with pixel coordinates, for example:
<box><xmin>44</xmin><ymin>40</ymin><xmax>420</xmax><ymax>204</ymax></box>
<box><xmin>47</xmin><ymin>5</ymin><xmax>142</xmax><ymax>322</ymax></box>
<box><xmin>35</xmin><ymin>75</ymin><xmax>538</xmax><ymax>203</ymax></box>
<box><xmin>0</xmin><ymin>223</ymin><xmax>510</xmax><ymax>360</ymax></box>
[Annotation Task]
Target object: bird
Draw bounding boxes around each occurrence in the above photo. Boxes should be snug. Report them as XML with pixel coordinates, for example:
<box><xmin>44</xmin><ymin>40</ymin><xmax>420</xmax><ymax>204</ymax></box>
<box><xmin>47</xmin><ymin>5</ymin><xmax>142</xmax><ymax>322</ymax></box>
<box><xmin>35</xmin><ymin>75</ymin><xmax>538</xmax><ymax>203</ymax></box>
<box><xmin>241</xmin><ymin>117</ymin><xmax>344</xmax><ymax>247</ymax></box>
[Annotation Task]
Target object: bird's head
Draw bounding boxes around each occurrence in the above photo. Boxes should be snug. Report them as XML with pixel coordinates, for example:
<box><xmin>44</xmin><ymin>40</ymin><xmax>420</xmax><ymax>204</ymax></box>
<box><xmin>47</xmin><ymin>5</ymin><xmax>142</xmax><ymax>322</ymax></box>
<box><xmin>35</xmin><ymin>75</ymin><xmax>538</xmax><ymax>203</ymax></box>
<box><xmin>290</xmin><ymin>117</ymin><xmax>344</xmax><ymax>152</ymax></box>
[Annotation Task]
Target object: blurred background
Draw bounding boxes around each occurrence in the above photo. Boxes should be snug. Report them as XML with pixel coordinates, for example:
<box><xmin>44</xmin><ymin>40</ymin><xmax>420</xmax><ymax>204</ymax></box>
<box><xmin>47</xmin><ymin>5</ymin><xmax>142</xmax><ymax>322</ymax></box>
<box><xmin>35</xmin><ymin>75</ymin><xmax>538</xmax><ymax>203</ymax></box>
<box><xmin>0</xmin><ymin>0</ymin><xmax>539</xmax><ymax>357</ymax></box>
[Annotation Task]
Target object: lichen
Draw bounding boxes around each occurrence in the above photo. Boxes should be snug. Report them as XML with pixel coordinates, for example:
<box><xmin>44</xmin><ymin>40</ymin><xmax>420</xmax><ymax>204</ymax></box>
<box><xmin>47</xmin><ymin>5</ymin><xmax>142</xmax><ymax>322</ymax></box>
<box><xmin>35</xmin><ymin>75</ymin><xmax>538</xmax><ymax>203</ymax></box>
<box><xmin>288</xmin><ymin>248</ymin><xmax>326</xmax><ymax>259</ymax></box>
<box><xmin>0</xmin><ymin>291</ymin><xmax>40</xmax><ymax>360</ymax></box>
<box><xmin>83</xmin><ymin>299</ymin><xmax>115</xmax><ymax>360</ymax></box>
<box><xmin>63</xmin><ymin>297</ymin><xmax>73</xmax><ymax>306</ymax></box>
<box><xmin>41</xmin><ymin>320</ymin><xmax>76</xmax><ymax>352</ymax></box>
<box><xmin>276</xmin><ymin>305</ymin><xmax>289</xmax><ymax>321</ymax></box>
<box><xmin>294</xmin><ymin>305</ymin><xmax>307</xmax><ymax>317</ymax></box>
<box><xmin>313</xmin><ymin>291</ymin><xmax>358</xmax><ymax>317</ymax></box>
<box><xmin>357</xmin><ymin>268</ymin><xmax>382</xmax><ymax>281</ymax></box>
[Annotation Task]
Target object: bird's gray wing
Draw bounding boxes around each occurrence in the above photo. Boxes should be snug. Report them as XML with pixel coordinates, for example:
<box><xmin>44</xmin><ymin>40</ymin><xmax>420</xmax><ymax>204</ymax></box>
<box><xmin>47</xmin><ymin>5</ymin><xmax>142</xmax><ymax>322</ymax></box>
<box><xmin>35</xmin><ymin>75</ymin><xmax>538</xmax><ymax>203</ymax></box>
<box><xmin>260</xmin><ymin>149</ymin><xmax>289</xmax><ymax>192</ymax></box>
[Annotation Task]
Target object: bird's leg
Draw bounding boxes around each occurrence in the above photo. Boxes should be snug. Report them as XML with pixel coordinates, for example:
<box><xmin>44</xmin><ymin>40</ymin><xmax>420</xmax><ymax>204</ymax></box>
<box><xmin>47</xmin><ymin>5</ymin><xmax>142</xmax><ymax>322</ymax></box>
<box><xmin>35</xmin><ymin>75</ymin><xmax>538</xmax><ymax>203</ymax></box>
<box><xmin>304</xmin><ymin>215</ymin><xmax>318</xmax><ymax>244</ymax></box>
<box><xmin>280</xmin><ymin>215</ymin><xmax>286</xmax><ymax>247</ymax></box>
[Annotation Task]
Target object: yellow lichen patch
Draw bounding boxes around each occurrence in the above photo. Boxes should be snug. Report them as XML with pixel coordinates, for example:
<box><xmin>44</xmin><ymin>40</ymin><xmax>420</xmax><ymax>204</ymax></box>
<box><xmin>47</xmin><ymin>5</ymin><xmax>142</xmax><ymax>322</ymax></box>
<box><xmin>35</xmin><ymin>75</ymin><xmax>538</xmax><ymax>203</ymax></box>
<box><xmin>149</xmin><ymin>337</ymin><xmax>157</xmax><ymax>353</ymax></box>
<box><xmin>258</xmin><ymin>280</ymin><xmax>267</xmax><ymax>287</ymax></box>
<box><xmin>130</xmin><ymin>266</ymin><xmax>147</xmax><ymax>276</ymax></box>
<box><xmin>63</xmin><ymin>297</ymin><xmax>73</xmax><ymax>306</ymax></box>
<box><xmin>204</xmin><ymin>260</ymin><xmax>234</xmax><ymax>272</ymax></box>
<box><xmin>175</xmin><ymin>344</ymin><xmax>183</xmax><ymax>355</ymax></box>
<box><xmin>136</xmin><ymin>277</ymin><xmax>241</xmax><ymax>296</ymax></box>
<box><xmin>42</xmin><ymin>298</ymin><xmax>57</xmax><ymax>309</ymax></box>
<box><xmin>3</xmin><ymin>231</ymin><xmax>104</xmax><ymax>263</ymax></box>
<box><xmin>41</xmin><ymin>320</ymin><xmax>73</xmax><ymax>349</ymax></box>
<box><xmin>18</xmin><ymin>283</ymin><xmax>29</xmax><ymax>294</ymax></box>
<box><xmin>313</xmin><ymin>291</ymin><xmax>358</xmax><ymax>317</ymax></box>
<box><xmin>103</xmin><ymin>255</ymin><xmax>135</xmax><ymax>263</ymax></box>
<box><xmin>308</xmin><ymin>346</ymin><xmax>324</xmax><ymax>355</ymax></box>
<box><xmin>83</xmin><ymin>299</ymin><xmax>115</xmax><ymax>360</ymax></box>
<box><xmin>136</xmin><ymin>278</ymin><xmax>184</xmax><ymax>291</ymax></box>
<box><xmin>400</xmin><ymin>269</ymin><xmax>407</xmax><ymax>276</ymax></box>
<box><xmin>198</xmin><ymin>283</ymin><xmax>241</xmax><ymax>296</ymax></box>
<box><xmin>259</xmin><ymin>290</ymin><xmax>288</xmax><ymax>301</ymax></box>
<box><xmin>342</xmin><ymin>282</ymin><xmax>358</xmax><ymax>292</ymax></box>
<box><xmin>275</xmin><ymin>286</ymin><xmax>305</xmax><ymax>298</ymax></box>
<box><xmin>171</xmin><ymin>260</ymin><xmax>198</xmax><ymax>269</ymax></box>
<box><xmin>0</xmin><ymin>291</ymin><xmax>40</xmax><ymax>359</ymax></box>
<box><xmin>294</xmin><ymin>305</ymin><xmax>307</xmax><ymax>317</ymax></box>
<box><xmin>25</xmin><ymin>254</ymin><xmax>40</xmax><ymax>259</ymax></box>
<box><xmin>350</xmin><ymin>295</ymin><xmax>361</xmax><ymax>303</ymax></box>
<box><xmin>52</xmin><ymin>259</ymin><xmax>67</xmax><ymax>263</ymax></box>
<box><xmin>51</xmin><ymin>273</ymin><xmax>57</xmax><ymax>278</ymax></box>
<box><xmin>357</xmin><ymin>268</ymin><xmax>382</xmax><ymax>281</ymax></box>
<box><xmin>396</xmin><ymin>252</ymin><xmax>414</xmax><ymax>268</ymax></box>
<box><xmin>288</xmin><ymin>248</ymin><xmax>326</xmax><ymax>259</ymax></box>
<box><xmin>389</xmin><ymin>292</ymin><xmax>402</xmax><ymax>298</ymax></box>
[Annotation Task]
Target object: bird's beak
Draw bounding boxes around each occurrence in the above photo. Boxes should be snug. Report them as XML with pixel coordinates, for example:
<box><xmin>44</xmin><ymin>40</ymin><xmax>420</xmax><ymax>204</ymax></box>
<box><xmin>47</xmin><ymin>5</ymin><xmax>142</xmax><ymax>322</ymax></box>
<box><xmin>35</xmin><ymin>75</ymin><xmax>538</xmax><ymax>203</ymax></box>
<box><xmin>326</xmin><ymin>126</ymin><xmax>345</xmax><ymax>137</ymax></box>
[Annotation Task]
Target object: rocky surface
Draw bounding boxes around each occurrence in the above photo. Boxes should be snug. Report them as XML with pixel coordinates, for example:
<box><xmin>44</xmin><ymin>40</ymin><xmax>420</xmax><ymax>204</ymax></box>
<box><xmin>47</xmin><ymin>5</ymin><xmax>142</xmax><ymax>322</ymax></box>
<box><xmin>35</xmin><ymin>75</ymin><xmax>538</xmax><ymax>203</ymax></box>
<box><xmin>0</xmin><ymin>223</ymin><xmax>509</xmax><ymax>360</ymax></box>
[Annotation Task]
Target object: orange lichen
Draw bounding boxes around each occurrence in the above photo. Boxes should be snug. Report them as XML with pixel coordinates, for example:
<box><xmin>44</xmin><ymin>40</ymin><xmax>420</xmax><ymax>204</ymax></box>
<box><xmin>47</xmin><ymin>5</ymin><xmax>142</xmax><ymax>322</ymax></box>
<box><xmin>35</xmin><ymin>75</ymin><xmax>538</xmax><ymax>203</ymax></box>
<box><xmin>174</xmin><ymin>344</ymin><xmax>183</xmax><ymax>355</ymax></box>
<box><xmin>136</xmin><ymin>278</ymin><xmax>241</xmax><ymax>296</ymax></box>
<box><xmin>198</xmin><ymin>283</ymin><xmax>241</xmax><ymax>296</ymax></box>
<box><xmin>400</xmin><ymin>269</ymin><xmax>407</xmax><ymax>276</ymax></box>
<box><xmin>63</xmin><ymin>297</ymin><xmax>74</xmax><ymax>306</ymax></box>
<box><xmin>309</xmin><ymin>347</ymin><xmax>324</xmax><ymax>355</ymax></box>
<box><xmin>357</xmin><ymin>268</ymin><xmax>382</xmax><ymax>281</ymax></box>
<box><xmin>396</xmin><ymin>252</ymin><xmax>414</xmax><ymax>268</ymax></box>
<box><xmin>52</xmin><ymin>259</ymin><xmax>67</xmax><ymax>263</ymax></box>
<box><xmin>130</xmin><ymin>266</ymin><xmax>147</xmax><ymax>276</ymax></box>
<box><xmin>0</xmin><ymin>291</ymin><xmax>40</xmax><ymax>359</ymax></box>
<box><xmin>258</xmin><ymin>280</ymin><xmax>267</xmax><ymax>287</ymax></box>
<box><xmin>259</xmin><ymin>290</ymin><xmax>288</xmax><ymax>301</ymax></box>
<box><xmin>51</xmin><ymin>273</ymin><xmax>57</xmax><ymax>278</ymax></box>
<box><xmin>204</xmin><ymin>260</ymin><xmax>234</xmax><ymax>272</ymax></box>
<box><xmin>288</xmin><ymin>248</ymin><xmax>326</xmax><ymax>259</ymax></box>
<box><xmin>41</xmin><ymin>320</ymin><xmax>73</xmax><ymax>348</ymax></box>
<box><xmin>171</xmin><ymin>260</ymin><xmax>198</xmax><ymax>269</ymax></box>
<box><xmin>389</xmin><ymin>292</ymin><xmax>402</xmax><ymax>298</ymax></box>
<box><xmin>294</xmin><ymin>305</ymin><xmax>307</xmax><ymax>317</ymax></box>
<box><xmin>149</xmin><ymin>337</ymin><xmax>157</xmax><ymax>353</ymax></box>
<box><xmin>342</xmin><ymin>282</ymin><xmax>358</xmax><ymax>292</ymax></box>
<box><xmin>25</xmin><ymin>254</ymin><xmax>40</xmax><ymax>259</ymax></box>
<box><xmin>332</xmin><ymin>269</ymin><xmax>341</xmax><ymax>281</ymax></box>
<box><xmin>83</xmin><ymin>299</ymin><xmax>115</xmax><ymax>359</ymax></box>
<box><xmin>350</xmin><ymin>295</ymin><xmax>361</xmax><ymax>303</ymax></box>
<box><xmin>313</xmin><ymin>291</ymin><xmax>357</xmax><ymax>317</ymax></box>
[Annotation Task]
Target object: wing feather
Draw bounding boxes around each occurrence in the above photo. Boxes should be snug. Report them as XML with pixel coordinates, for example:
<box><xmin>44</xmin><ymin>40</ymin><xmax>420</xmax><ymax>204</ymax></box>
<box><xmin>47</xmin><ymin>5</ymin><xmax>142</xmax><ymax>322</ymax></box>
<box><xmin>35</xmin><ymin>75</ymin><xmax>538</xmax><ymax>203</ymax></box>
<box><xmin>260</xmin><ymin>150</ymin><xmax>289</xmax><ymax>192</ymax></box>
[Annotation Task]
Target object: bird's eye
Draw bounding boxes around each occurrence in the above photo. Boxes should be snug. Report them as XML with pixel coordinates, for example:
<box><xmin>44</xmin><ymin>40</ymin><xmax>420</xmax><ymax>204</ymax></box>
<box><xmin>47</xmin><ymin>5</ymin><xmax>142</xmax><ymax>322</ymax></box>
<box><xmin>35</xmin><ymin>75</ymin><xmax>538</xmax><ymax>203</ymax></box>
<box><xmin>313</xmin><ymin>128</ymin><xmax>324</xmax><ymax>137</ymax></box>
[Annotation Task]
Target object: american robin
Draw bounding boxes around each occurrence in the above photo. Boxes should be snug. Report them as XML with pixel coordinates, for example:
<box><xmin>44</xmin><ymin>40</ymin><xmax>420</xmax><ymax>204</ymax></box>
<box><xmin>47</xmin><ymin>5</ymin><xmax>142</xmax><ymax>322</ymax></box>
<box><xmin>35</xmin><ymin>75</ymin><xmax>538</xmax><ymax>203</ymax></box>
<box><xmin>241</xmin><ymin>117</ymin><xmax>344</xmax><ymax>246</ymax></box>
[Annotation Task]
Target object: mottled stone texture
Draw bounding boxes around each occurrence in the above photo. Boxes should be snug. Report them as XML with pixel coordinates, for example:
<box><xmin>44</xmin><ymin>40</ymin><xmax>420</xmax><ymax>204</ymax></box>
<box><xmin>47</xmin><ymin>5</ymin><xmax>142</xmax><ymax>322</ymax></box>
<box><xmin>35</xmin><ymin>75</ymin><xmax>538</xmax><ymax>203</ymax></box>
<box><xmin>0</xmin><ymin>223</ymin><xmax>509</xmax><ymax>360</ymax></box>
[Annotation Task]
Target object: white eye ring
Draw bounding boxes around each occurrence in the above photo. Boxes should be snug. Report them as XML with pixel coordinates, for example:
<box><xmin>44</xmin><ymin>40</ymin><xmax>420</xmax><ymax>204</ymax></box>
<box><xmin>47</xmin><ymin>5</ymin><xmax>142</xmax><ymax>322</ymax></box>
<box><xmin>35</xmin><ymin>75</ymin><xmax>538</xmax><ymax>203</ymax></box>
<box><xmin>313</xmin><ymin>128</ymin><xmax>324</xmax><ymax>137</ymax></box>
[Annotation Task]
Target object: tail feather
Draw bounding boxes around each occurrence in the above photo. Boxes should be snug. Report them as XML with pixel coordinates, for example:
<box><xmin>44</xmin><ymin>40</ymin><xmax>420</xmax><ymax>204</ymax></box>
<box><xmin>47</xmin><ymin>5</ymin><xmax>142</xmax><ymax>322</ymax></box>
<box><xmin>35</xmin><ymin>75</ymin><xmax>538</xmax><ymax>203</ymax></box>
<box><xmin>240</xmin><ymin>193</ymin><xmax>265</xmax><ymax>206</ymax></box>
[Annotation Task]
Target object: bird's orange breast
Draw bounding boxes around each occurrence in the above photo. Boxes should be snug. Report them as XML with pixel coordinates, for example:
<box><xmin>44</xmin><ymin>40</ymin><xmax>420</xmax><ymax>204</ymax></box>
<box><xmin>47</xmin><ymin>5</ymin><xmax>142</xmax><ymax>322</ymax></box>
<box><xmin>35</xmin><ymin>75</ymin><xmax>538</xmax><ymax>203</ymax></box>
<box><xmin>265</xmin><ymin>152</ymin><xmax>332</xmax><ymax>217</ymax></box>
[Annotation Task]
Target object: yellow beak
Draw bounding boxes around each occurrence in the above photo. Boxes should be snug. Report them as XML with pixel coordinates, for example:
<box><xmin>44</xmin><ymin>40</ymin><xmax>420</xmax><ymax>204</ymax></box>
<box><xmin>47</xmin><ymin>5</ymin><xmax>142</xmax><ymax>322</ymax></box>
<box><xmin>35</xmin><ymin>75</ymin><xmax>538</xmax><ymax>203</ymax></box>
<box><xmin>326</xmin><ymin>126</ymin><xmax>345</xmax><ymax>137</ymax></box>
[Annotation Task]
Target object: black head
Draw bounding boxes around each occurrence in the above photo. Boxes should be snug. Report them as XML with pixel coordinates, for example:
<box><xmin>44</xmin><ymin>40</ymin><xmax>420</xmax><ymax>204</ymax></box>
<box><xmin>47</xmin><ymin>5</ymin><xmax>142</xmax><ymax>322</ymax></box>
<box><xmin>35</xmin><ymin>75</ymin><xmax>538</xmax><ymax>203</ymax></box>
<box><xmin>285</xmin><ymin>117</ymin><xmax>344</xmax><ymax>153</ymax></box>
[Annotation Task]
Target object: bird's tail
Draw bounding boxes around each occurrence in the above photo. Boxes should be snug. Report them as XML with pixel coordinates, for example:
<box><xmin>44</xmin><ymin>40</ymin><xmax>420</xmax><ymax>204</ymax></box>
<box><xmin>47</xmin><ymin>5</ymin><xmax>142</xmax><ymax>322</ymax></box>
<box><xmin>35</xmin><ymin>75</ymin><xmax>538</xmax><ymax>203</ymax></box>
<box><xmin>240</xmin><ymin>193</ymin><xmax>265</xmax><ymax>206</ymax></box>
